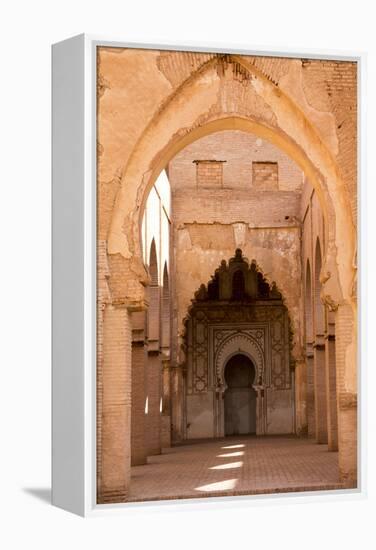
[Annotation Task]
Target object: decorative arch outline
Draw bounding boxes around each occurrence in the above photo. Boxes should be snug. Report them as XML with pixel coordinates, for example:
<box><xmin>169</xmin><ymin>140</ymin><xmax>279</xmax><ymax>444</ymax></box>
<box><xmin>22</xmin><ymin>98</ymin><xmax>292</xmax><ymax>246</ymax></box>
<box><xmin>215</xmin><ymin>332</ymin><xmax>264</xmax><ymax>390</ymax></box>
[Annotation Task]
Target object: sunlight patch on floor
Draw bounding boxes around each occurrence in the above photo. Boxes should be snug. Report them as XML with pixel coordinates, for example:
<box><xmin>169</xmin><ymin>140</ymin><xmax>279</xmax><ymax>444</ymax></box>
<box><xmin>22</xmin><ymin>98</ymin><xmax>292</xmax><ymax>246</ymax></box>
<box><xmin>217</xmin><ymin>451</ymin><xmax>244</xmax><ymax>458</ymax></box>
<box><xmin>209</xmin><ymin>461</ymin><xmax>243</xmax><ymax>470</ymax></box>
<box><xmin>195</xmin><ymin>479</ymin><xmax>238</xmax><ymax>492</ymax></box>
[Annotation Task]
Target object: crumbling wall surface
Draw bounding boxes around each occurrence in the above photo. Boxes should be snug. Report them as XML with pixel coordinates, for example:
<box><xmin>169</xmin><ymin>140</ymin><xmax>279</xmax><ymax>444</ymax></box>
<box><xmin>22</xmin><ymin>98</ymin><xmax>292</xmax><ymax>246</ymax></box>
<box><xmin>168</xmin><ymin>131</ymin><xmax>304</xmax><ymax>361</ymax></box>
<box><xmin>97</xmin><ymin>49</ymin><xmax>356</xmax><ymax>270</ymax></box>
<box><xmin>173</xmin><ymin>221</ymin><xmax>301</xmax><ymax>360</ymax></box>
<box><xmin>169</xmin><ymin>130</ymin><xmax>303</xmax><ymax>192</ymax></box>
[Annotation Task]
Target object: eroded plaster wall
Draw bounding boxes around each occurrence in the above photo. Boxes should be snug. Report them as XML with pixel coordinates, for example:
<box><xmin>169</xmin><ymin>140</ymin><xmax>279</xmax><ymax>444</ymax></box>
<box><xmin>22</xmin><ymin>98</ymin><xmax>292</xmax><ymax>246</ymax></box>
<box><xmin>168</xmin><ymin>130</ymin><xmax>304</xmax><ymax>364</ymax></box>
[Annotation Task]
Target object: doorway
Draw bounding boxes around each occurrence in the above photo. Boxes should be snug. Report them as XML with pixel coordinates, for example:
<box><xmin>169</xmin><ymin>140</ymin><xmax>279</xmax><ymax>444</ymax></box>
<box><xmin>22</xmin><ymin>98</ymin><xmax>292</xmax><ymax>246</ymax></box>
<box><xmin>224</xmin><ymin>354</ymin><xmax>257</xmax><ymax>436</ymax></box>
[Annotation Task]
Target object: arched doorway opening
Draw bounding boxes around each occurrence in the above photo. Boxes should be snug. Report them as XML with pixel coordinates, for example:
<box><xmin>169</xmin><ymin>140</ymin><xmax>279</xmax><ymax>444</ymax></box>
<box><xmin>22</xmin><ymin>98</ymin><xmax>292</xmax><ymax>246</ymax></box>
<box><xmin>224</xmin><ymin>354</ymin><xmax>257</xmax><ymax>436</ymax></box>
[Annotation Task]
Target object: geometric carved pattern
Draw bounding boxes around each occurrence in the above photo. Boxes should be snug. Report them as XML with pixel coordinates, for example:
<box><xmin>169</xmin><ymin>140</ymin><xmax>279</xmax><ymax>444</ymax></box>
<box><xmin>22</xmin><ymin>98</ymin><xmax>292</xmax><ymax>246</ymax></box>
<box><xmin>186</xmin><ymin>304</ymin><xmax>290</xmax><ymax>395</ymax></box>
<box><xmin>184</xmin><ymin>251</ymin><xmax>292</xmax><ymax>395</ymax></box>
<box><xmin>215</xmin><ymin>330</ymin><xmax>265</xmax><ymax>387</ymax></box>
<box><xmin>191</xmin><ymin>313</ymin><xmax>208</xmax><ymax>393</ymax></box>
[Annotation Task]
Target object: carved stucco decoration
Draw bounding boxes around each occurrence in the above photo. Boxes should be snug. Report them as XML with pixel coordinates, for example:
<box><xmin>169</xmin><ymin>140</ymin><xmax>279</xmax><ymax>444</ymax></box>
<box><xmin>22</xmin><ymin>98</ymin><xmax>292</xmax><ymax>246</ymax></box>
<box><xmin>184</xmin><ymin>250</ymin><xmax>292</xmax><ymax>395</ymax></box>
<box><xmin>215</xmin><ymin>331</ymin><xmax>264</xmax><ymax>390</ymax></box>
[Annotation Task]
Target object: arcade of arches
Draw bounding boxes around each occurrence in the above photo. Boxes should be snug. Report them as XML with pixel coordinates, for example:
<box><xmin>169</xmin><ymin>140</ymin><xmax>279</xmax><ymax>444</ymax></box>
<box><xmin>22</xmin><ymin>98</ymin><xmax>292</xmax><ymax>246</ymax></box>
<box><xmin>96</xmin><ymin>48</ymin><xmax>357</xmax><ymax>503</ymax></box>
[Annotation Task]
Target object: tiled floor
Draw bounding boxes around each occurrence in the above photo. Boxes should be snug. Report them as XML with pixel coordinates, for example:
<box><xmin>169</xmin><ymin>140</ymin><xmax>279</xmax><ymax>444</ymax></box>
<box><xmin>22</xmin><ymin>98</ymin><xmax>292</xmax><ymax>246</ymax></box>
<box><xmin>128</xmin><ymin>435</ymin><xmax>342</xmax><ymax>502</ymax></box>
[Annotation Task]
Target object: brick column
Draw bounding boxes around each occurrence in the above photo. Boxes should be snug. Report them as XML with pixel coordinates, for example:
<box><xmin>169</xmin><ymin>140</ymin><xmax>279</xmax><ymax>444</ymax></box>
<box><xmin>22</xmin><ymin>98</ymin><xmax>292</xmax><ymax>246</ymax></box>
<box><xmin>306</xmin><ymin>345</ymin><xmax>316</xmax><ymax>438</ymax></box>
<box><xmin>145</xmin><ymin>350</ymin><xmax>162</xmax><ymax>456</ymax></box>
<box><xmin>325</xmin><ymin>316</ymin><xmax>338</xmax><ymax>451</ymax></box>
<box><xmin>313</xmin><ymin>336</ymin><xmax>328</xmax><ymax>444</ymax></box>
<box><xmin>337</xmin><ymin>394</ymin><xmax>357</xmax><ymax>487</ymax></box>
<box><xmin>161</xmin><ymin>357</ymin><xmax>172</xmax><ymax>448</ymax></box>
<box><xmin>336</xmin><ymin>303</ymin><xmax>357</xmax><ymax>487</ymax></box>
<box><xmin>99</xmin><ymin>304</ymin><xmax>131</xmax><ymax>503</ymax></box>
<box><xmin>131</xmin><ymin>311</ymin><xmax>147</xmax><ymax>466</ymax></box>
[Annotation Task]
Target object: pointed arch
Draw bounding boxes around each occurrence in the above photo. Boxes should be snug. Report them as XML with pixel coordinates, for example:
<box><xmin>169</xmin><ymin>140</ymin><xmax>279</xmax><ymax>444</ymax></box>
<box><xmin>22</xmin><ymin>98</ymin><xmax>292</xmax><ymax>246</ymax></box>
<box><xmin>107</xmin><ymin>54</ymin><xmax>355</xmax><ymax>317</ymax></box>
<box><xmin>161</xmin><ymin>262</ymin><xmax>170</xmax><ymax>349</ymax></box>
<box><xmin>149</xmin><ymin>238</ymin><xmax>158</xmax><ymax>286</ymax></box>
<box><xmin>314</xmin><ymin>238</ymin><xmax>325</xmax><ymax>335</ymax></box>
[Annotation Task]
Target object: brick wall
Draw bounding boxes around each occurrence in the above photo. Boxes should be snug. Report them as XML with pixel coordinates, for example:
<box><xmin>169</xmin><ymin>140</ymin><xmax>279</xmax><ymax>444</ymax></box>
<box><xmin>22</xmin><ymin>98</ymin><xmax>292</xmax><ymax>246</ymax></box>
<box><xmin>301</xmin><ymin>60</ymin><xmax>357</xmax><ymax>223</ymax></box>
<box><xmin>169</xmin><ymin>130</ymin><xmax>303</xmax><ymax>192</ymax></box>
<box><xmin>173</xmin><ymin>188</ymin><xmax>301</xmax><ymax>226</ymax></box>
<box><xmin>99</xmin><ymin>305</ymin><xmax>132</xmax><ymax>503</ymax></box>
<box><xmin>252</xmin><ymin>161</ymin><xmax>278</xmax><ymax>190</ymax></box>
<box><xmin>168</xmin><ymin>130</ymin><xmax>303</xmax><ymax>372</ymax></box>
<box><xmin>195</xmin><ymin>160</ymin><xmax>224</xmax><ymax>187</ymax></box>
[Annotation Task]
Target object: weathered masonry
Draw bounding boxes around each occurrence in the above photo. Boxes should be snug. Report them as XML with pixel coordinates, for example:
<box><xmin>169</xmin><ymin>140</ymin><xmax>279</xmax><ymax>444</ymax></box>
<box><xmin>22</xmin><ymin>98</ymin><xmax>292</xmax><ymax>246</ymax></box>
<box><xmin>184</xmin><ymin>250</ymin><xmax>293</xmax><ymax>439</ymax></box>
<box><xmin>96</xmin><ymin>49</ymin><xmax>357</xmax><ymax>503</ymax></box>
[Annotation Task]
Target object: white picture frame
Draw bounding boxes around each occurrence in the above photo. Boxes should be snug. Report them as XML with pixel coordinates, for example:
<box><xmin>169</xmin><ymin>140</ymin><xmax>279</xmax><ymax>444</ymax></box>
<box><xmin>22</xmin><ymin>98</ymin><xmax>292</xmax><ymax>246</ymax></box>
<box><xmin>52</xmin><ymin>34</ymin><xmax>366</xmax><ymax>517</ymax></box>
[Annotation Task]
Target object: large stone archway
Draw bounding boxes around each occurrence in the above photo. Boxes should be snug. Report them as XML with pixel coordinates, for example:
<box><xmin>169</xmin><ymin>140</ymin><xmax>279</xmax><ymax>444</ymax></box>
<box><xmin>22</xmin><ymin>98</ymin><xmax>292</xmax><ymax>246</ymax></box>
<box><xmin>104</xmin><ymin>55</ymin><xmax>355</xmax><ymax>311</ymax></box>
<box><xmin>97</xmin><ymin>50</ymin><xmax>357</xmax><ymax>501</ymax></box>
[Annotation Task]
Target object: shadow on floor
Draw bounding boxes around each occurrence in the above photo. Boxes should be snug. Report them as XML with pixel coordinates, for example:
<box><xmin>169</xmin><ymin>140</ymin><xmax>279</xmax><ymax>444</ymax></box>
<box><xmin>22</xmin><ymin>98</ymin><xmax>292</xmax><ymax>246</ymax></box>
<box><xmin>23</xmin><ymin>488</ymin><xmax>51</xmax><ymax>504</ymax></box>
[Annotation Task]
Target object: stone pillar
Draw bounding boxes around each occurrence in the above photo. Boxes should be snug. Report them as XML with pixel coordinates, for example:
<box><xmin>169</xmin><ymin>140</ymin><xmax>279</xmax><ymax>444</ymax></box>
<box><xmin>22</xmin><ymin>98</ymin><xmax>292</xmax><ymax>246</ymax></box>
<box><xmin>171</xmin><ymin>364</ymin><xmax>184</xmax><ymax>442</ymax></box>
<box><xmin>99</xmin><ymin>304</ymin><xmax>131</xmax><ymax>503</ymax></box>
<box><xmin>337</xmin><ymin>394</ymin><xmax>357</xmax><ymax>487</ymax></box>
<box><xmin>306</xmin><ymin>345</ymin><xmax>316</xmax><ymax>438</ymax></box>
<box><xmin>294</xmin><ymin>359</ymin><xmax>308</xmax><ymax>436</ymax></box>
<box><xmin>161</xmin><ymin>357</ymin><xmax>172</xmax><ymax>448</ymax></box>
<box><xmin>325</xmin><ymin>314</ymin><xmax>338</xmax><ymax>451</ymax></box>
<box><xmin>131</xmin><ymin>311</ymin><xmax>147</xmax><ymax>466</ymax></box>
<box><xmin>313</xmin><ymin>335</ymin><xmax>328</xmax><ymax>444</ymax></box>
<box><xmin>215</xmin><ymin>385</ymin><xmax>224</xmax><ymax>438</ymax></box>
<box><xmin>335</xmin><ymin>303</ymin><xmax>357</xmax><ymax>487</ymax></box>
<box><xmin>145</xmin><ymin>350</ymin><xmax>162</xmax><ymax>456</ymax></box>
<box><xmin>254</xmin><ymin>386</ymin><xmax>266</xmax><ymax>435</ymax></box>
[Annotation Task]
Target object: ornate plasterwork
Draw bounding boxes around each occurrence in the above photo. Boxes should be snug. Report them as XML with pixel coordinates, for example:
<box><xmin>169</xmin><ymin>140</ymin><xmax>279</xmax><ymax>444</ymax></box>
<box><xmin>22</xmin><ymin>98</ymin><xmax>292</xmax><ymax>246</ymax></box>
<box><xmin>184</xmin><ymin>251</ymin><xmax>291</xmax><ymax>395</ymax></box>
<box><xmin>215</xmin><ymin>330</ymin><xmax>265</xmax><ymax>389</ymax></box>
<box><xmin>186</xmin><ymin>303</ymin><xmax>290</xmax><ymax>395</ymax></box>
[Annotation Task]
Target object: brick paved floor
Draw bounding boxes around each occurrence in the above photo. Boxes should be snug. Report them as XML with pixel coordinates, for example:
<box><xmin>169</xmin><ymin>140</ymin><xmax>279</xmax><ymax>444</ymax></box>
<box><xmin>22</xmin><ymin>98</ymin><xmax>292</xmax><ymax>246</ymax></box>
<box><xmin>128</xmin><ymin>435</ymin><xmax>342</xmax><ymax>502</ymax></box>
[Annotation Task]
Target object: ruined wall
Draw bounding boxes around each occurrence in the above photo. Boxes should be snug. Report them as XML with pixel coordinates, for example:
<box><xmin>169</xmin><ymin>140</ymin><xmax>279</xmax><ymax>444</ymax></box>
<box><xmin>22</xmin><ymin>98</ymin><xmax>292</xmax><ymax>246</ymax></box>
<box><xmin>169</xmin><ymin>130</ymin><xmax>303</xmax><ymax>192</ymax></box>
<box><xmin>168</xmin><ymin>131</ymin><xmax>303</xmax><ymax>364</ymax></box>
<box><xmin>96</xmin><ymin>48</ymin><xmax>358</xmax><ymax>499</ymax></box>
<box><xmin>299</xmin><ymin>60</ymin><xmax>357</xmax><ymax>222</ymax></box>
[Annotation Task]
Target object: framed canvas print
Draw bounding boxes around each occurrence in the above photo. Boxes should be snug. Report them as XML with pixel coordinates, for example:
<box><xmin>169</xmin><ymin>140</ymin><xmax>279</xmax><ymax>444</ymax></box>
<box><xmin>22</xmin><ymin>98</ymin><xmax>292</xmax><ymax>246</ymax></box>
<box><xmin>52</xmin><ymin>35</ymin><xmax>364</xmax><ymax>516</ymax></box>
